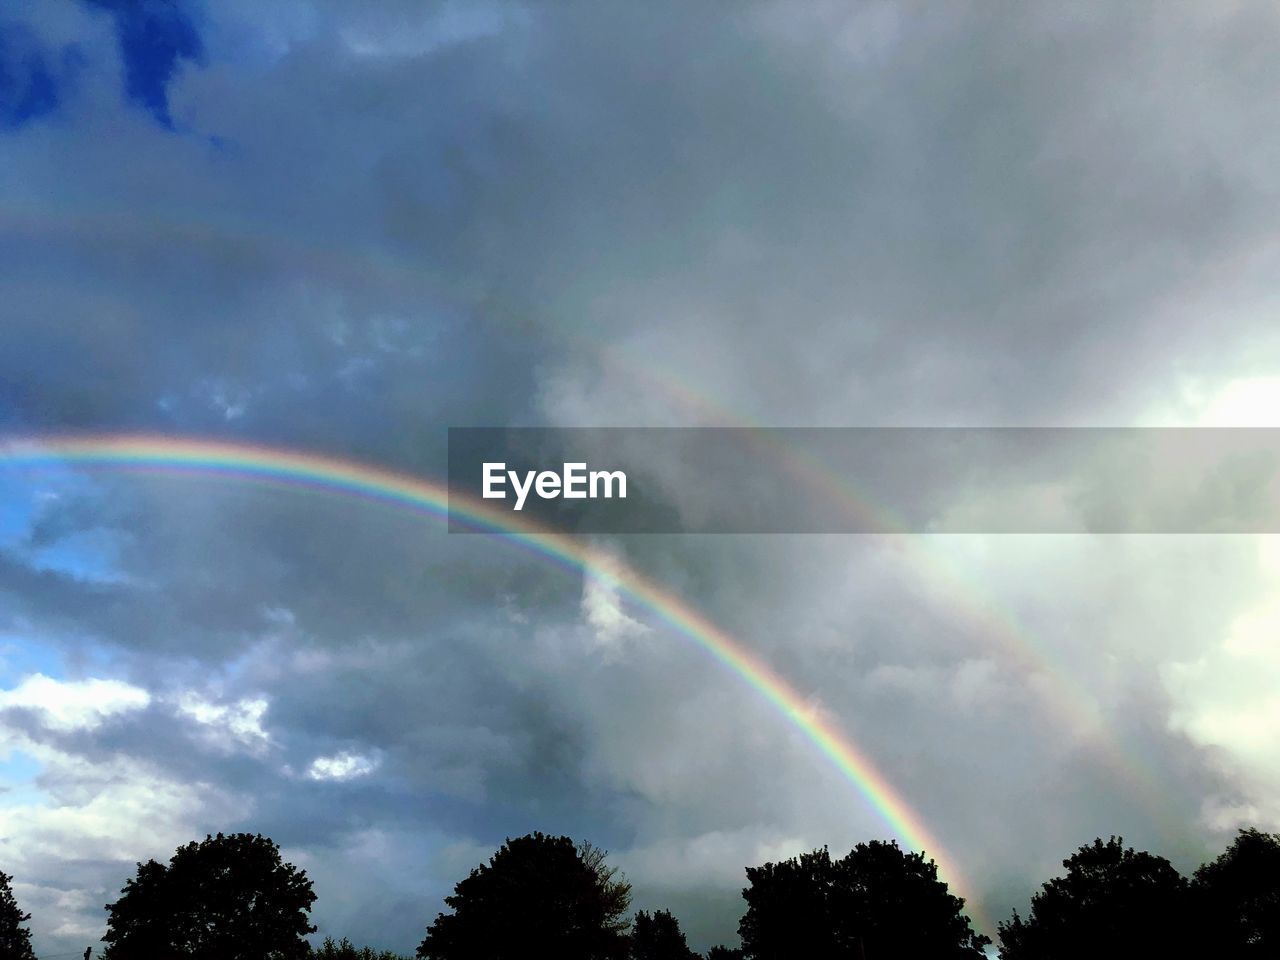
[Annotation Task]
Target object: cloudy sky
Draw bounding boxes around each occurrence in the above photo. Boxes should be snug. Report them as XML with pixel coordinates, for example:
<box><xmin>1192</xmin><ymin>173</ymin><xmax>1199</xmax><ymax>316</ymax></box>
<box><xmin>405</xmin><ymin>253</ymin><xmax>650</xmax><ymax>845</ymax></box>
<box><xmin>4</xmin><ymin>1</ymin><xmax>1280</xmax><ymax>954</ymax></box>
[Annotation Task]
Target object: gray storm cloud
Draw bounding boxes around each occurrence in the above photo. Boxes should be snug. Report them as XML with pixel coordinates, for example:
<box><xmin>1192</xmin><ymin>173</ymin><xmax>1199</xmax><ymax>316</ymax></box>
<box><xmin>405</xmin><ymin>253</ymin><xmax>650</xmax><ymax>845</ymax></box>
<box><xmin>2</xmin><ymin>1</ymin><xmax>1280</xmax><ymax>954</ymax></box>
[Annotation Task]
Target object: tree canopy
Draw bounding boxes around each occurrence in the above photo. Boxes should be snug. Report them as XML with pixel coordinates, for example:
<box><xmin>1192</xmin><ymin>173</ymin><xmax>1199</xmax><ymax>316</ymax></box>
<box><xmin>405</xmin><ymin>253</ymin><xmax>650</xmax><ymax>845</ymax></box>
<box><xmin>738</xmin><ymin>841</ymin><xmax>990</xmax><ymax>959</ymax></box>
<box><xmin>4</xmin><ymin>824</ymin><xmax>1279</xmax><ymax>958</ymax></box>
<box><xmin>1192</xmin><ymin>827</ymin><xmax>1280</xmax><ymax>958</ymax></box>
<box><xmin>416</xmin><ymin>833</ymin><xmax>632</xmax><ymax>960</ymax></box>
<box><xmin>102</xmin><ymin>832</ymin><xmax>317</xmax><ymax>960</ymax></box>
<box><xmin>630</xmin><ymin>908</ymin><xmax>698</xmax><ymax>960</ymax></box>
<box><xmin>997</xmin><ymin>837</ymin><xmax>1191</xmax><ymax>960</ymax></box>
<box><xmin>0</xmin><ymin>870</ymin><xmax>35</xmax><ymax>960</ymax></box>
<box><xmin>310</xmin><ymin>936</ymin><xmax>412</xmax><ymax>960</ymax></box>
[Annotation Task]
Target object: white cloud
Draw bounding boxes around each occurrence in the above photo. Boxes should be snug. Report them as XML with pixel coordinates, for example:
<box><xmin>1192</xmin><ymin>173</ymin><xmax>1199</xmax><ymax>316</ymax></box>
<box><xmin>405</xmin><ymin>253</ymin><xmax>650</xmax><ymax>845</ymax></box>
<box><xmin>306</xmin><ymin>751</ymin><xmax>380</xmax><ymax>781</ymax></box>
<box><xmin>0</xmin><ymin>754</ymin><xmax>244</xmax><ymax>863</ymax></box>
<box><xmin>175</xmin><ymin>694</ymin><xmax>271</xmax><ymax>753</ymax></box>
<box><xmin>1196</xmin><ymin>376</ymin><xmax>1280</xmax><ymax>427</ymax></box>
<box><xmin>0</xmin><ymin>745</ymin><xmax>252</xmax><ymax>955</ymax></box>
<box><xmin>580</xmin><ymin>573</ymin><xmax>650</xmax><ymax>655</ymax></box>
<box><xmin>0</xmin><ymin>674</ymin><xmax>150</xmax><ymax>732</ymax></box>
<box><xmin>1164</xmin><ymin>537</ymin><xmax>1280</xmax><ymax>828</ymax></box>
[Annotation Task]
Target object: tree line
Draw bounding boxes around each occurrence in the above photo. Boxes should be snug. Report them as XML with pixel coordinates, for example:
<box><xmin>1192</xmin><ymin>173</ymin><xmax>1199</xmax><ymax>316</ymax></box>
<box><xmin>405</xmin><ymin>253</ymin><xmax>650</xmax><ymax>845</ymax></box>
<box><xmin>0</xmin><ymin>826</ymin><xmax>1276</xmax><ymax>959</ymax></box>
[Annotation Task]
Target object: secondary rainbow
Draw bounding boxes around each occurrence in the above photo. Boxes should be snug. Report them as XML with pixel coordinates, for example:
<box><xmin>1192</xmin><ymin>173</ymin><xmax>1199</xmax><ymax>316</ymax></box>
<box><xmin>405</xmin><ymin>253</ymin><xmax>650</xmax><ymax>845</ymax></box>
<box><xmin>0</xmin><ymin>433</ymin><xmax>985</xmax><ymax>928</ymax></box>
<box><xmin>596</xmin><ymin>353</ymin><xmax>1176</xmax><ymax>829</ymax></box>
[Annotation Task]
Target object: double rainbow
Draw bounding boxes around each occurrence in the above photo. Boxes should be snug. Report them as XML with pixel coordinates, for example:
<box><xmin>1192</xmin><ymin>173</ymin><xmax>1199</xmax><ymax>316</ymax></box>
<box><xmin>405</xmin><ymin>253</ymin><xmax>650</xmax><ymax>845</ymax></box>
<box><xmin>0</xmin><ymin>433</ymin><xmax>985</xmax><ymax>927</ymax></box>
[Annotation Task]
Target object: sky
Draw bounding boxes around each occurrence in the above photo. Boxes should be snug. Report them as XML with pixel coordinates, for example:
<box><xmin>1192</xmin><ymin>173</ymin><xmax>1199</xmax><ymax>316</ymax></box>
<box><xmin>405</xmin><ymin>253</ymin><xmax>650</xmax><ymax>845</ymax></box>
<box><xmin>3</xmin><ymin>0</ymin><xmax>1280</xmax><ymax>955</ymax></box>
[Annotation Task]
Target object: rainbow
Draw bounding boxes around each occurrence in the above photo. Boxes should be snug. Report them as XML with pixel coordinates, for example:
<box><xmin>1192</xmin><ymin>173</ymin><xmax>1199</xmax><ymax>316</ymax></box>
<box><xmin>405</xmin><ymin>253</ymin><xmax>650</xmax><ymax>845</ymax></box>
<box><xmin>594</xmin><ymin>353</ymin><xmax>1177</xmax><ymax>829</ymax></box>
<box><xmin>0</xmin><ymin>433</ymin><xmax>988</xmax><ymax>930</ymax></box>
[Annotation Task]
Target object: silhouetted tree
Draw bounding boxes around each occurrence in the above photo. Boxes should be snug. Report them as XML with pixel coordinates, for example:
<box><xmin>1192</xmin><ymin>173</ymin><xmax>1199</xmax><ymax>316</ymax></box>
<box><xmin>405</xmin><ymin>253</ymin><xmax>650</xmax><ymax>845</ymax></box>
<box><xmin>0</xmin><ymin>870</ymin><xmax>36</xmax><ymax>960</ymax></box>
<box><xmin>416</xmin><ymin>833</ymin><xmax>631</xmax><ymax>960</ymax></box>
<box><xmin>103</xmin><ymin>832</ymin><xmax>316</xmax><ymax>960</ymax></box>
<box><xmin>1192</xmin><ymin>827</ymin><xmax>1280</xmax><ymax>957</ymax></box>
<box><xmin>579</xmin><ymin>840</ymin><xmax>634</xmax><ymax>939</ymax></box>
<box><xmin>998</xmin><ymin>836</ymin><xmax>1190</xmax><ymax>960</ymax></box>
<box><xmin>630</xmin><ymin>909</ymin><xmax>697</xmax><ymax>960</ymax></box>
<box><xmin>738</xmin><ymin>841</ymin><xmax>989</xmax><ymax>959</ymax></box>
<box><xmin>705</xmin><ymin>947</ymin><xmax>743</xmax><ymax>960</ymax></box>
<box><xmin>310</xmin><ymin>936</ymin><xmax>411</xmax><ymax>960</ymax></box>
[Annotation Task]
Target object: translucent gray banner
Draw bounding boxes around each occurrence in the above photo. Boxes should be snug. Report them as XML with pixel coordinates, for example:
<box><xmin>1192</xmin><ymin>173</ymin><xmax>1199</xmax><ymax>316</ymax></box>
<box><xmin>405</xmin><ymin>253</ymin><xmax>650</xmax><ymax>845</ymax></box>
<box><xmin>446</xmin><ymin>428</ymin><xmax>1280</xmax><ymax>533</ymax></box>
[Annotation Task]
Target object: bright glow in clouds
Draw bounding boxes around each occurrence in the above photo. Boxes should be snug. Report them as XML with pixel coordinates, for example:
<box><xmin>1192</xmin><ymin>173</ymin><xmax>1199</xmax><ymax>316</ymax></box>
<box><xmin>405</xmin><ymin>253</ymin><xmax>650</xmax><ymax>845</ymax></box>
<box><xmin>307</xmin><ymin>751</ymin><xmax>380</xmax><ymax>781</ymax></box>
<box><xmin>1165</xmin><ymin>535</ymin><xmax>1280</xmax><ymax>828</ymax></box>
<box><xmin>1182</xmin><ymin>375</ymin><xmax>1280</xmax><ymax>427</ymax></box>
<box><xmin>0</xmin><ymin>675</ymin><xmax>150</xmax><ymax>731</ymax></box>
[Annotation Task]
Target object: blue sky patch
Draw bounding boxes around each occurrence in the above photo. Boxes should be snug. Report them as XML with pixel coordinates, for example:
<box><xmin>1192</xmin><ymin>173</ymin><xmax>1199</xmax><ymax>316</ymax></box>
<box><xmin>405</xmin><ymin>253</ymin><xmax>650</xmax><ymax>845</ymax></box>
<box><xmin>0</xmin><ymin>756</ymin><xmax>48</xmax><ymax>811</ymax></box>
<box><xmin>0</xmin><ymin>23</ymin><xmax>72</xmax><ymax>127</ymax></box>
<box><xmin>84</xmin><ymin>0</ymin><xmax>203</xmax><ymax>128</ymax></box>
<box><xmin>0</xmin><ymin>468</ymin><xmax>128</xmax><ymax>585</ymax></box>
